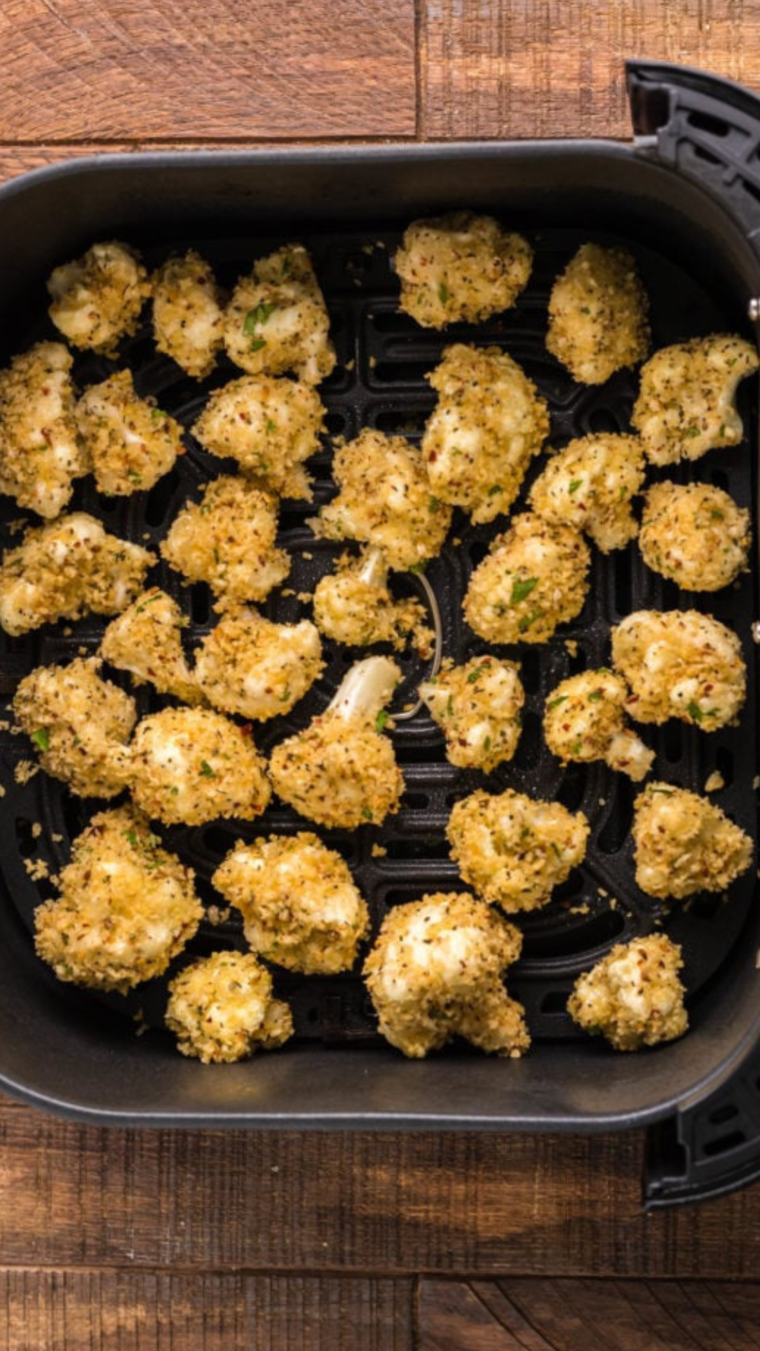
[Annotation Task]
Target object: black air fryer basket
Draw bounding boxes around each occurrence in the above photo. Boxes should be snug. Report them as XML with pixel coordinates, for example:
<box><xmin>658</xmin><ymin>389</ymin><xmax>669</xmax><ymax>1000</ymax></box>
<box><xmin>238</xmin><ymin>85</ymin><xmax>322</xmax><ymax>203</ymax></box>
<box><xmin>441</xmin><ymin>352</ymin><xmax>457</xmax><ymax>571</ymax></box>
<box><xmin>1</xmin><ymin>60</ymin><xmax>760</xmax><ymax>1205</ymax></box>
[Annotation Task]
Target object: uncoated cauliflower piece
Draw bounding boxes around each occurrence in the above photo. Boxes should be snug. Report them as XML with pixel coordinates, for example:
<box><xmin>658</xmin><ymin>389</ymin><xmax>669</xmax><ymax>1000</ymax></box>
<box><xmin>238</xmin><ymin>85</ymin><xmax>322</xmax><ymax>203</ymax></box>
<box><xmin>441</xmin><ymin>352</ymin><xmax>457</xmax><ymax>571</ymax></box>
<box><xmin>546</xmin><ymin>243</ymin><xmax>650</xmax><ymax>384</ymax></box>
<box><xmin>152</xmin><ymin>250</ymin><xmax>225</xmax><ymax>379</ymax></box>
<box><xmin>165</xmin><ymin>950</ymin><xmax>293</xmax><ymax>1063</ymax></box>
<box><xmin>0</xmin><ymin>341</ymin><xmax>89</xmax><ymax>519</ymax></box>
<box><xmin>419</xmin><ymin>654</ymin><xmax>524</xmax><ymax>773</ymax></box>
<box><xmin>638</xmin><ymin>481</ymin><xmax>751</xmax><ymax>592</ymax></box>
<box><xmin>632</xmin><ymin>781</ymin><xmax>753</xmax><ymax>900</ymax></box>
<box><xmin>394</xmin><ymin>212</ymin><xmax>533</xmax><ymax>328</ymax></box>
<box><xmin>363</xmin><ymin>891</ymin><xmax>529</xmax><ymax>1059</ymax></box>
<box><xmin>312</xmin><ymin>546</ymin><xmax>432</xmax><ymax>654</ymax></box>
<box><xmin>34</xmin><ymin>805</ymin><xmax>203</xmax><ymax>994</ymax></box>
<box><xmin>224</xmin><ymin>243</ymin><xmax>336</xmax><ymax>384</ymax></box>
<box><xmin>76</xmin><ymin>369</ymin><xmax>184</xmax><ymax>496</ymax></box>
<box><xmin>100</xmin><ymin>587</ymin><xmax>201</xmax><ymax>705</ymax></box>
<box><xmin>631</xmin><ymin>333</ymin><xmax>759</xmax><ymax>464</ymax></box>
<box><xmin>47</xmin><ymin>240</ymin><xmax>151</xmax><ymax>355</ymax></box>
<box><xmin>528</xmin><ymin>432</ymin><xmax>645</xmax><ymax>552</ymax></box>
<box><xmin>543</xmin><ymin>669</ymin><xmax>654</xmax><ymax>782</ymax></box>
<box><xmin>194</xmin><ymin>606</ymin><xmax>324</xmax><ymax>721</ymax></box>
<box><xmin>568</xmin><ymin>934</ymin><xmax>688</xmax><ymax>1051</ymax></box>
<box><xmin>611</xmin><ymin>609</ymin><xmax>746</xmax><ymax>731</ymax></box>
<box><xmin>421</xmin><ymin>344</ymin><xmax>550</xmax><ymax>524</ymax></box>
<box><xmin>213</xmin><ymin>832</ymin><xmax>370</xmax><ymax>974</ymax></box>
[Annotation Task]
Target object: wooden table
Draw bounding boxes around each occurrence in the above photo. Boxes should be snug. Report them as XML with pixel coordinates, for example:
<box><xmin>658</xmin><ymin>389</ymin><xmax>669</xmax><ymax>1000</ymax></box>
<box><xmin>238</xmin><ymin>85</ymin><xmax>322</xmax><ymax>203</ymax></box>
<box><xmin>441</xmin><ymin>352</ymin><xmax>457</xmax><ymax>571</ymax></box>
<box><xmin>2</xmin><ymin>2</ymin><xmax>760</xmax><ymax>1346</ymax></box>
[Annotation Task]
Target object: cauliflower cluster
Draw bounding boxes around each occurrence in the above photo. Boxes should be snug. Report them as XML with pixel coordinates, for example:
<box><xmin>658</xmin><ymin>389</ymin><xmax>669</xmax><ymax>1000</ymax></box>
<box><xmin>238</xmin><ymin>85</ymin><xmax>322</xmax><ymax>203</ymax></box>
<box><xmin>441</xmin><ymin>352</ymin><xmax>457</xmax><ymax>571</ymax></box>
<box><xmin>546</xmin><ymin>243</ymin><xmax>650</xmax><ymax>384</ymax></box>
<box><xmin>543</xmin><ymin>669</ymin><xmax>654</xmax><ymax>781</ymax></box>
<box><xmin>99</xmin><ymin>587</ymin><xmax>200</xmax><ymax>704</ymax></box>
<box><xmin>75</xmin><ymin>369</ymin><xmax>184</xmax><ymax>497</ymax></box>
<box><xmin>224</xmin><ymin>243</ymin><xmax>336</xmax><ymax>384</ymax></box>
<box><xmin>568</xmin><ymin>934</ymin><xmax>688</xmax><ymax>1051</ymax></box>
<box><xmin>394</xmin><ymin>212</ymin><xmax>533</xmax><ymax>328</ymax></box>
<box><xmin>0</xmin><ymin>341</ymin><xmax>87</xmax><ymax>519</ymax></box>
<box><xmin>419</xmin><ymin>654</ymin><xmax>524</xmax><ymax>773</ymax></box>
<box><xmin>632</xmin><ymin>782</ymin><xmax>753</xmax><ymax>900</ymax></box>
<box><xmin>638</xmin><ymin>481</ymin><xmax>751</xmax><ymax>591</ymax></box>
<box><xmin>312</xmin><ymin>546</ymin><xmax>432</xmax><ymax>654</ymax></box>
<box><xmin>631</xmin><ymin>334</ymin><xmax>759</xmax><ymax>464</ymax></box>
<box><xmin>611</xmin><ymin>609</ymin><xmax>746</xmax><ymax>731</ymax></box>
<box><xmin>194</xmin><ymin>607</ymin><xmax>324</xmax><ymax>720</ymax></box>
<box><xmin>165</xmin><ymin>950</ymin><xmax>293</xmax><ymax>1063</ymax></box>
<box><xmin>47</xmin><ymin>240</ymin><xmax>150</xmax><ymax>355</ymax></box>
<box><xmin>152</xmin><ymin>249</ymin><xmax>225</xmax><ymax>379</ymax></box>
<box><xmin>528</xmin><ymin>432</ymin><xmax>645</xmax><ymax>552</ymax></box>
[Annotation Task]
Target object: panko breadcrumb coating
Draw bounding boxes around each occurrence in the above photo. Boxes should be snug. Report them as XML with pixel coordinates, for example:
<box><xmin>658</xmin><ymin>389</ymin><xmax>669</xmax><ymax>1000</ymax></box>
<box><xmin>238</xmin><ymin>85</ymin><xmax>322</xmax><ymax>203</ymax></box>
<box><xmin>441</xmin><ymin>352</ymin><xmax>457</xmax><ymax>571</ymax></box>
<box><xmin>394</xmin><ymin>212</ymin><xmax>533</xmax><ymax>328</ymax></box>
<box><xmin>419</xmin><ymin>654</ymin><xmax>524</xmax><ymax>773</ymax></box>
<box><xmin>47</xmin><ymin>240</ymin><xmax>150</xmax><ymax>355</ymax></box>
<box><xmin>543</xmin><ymin>669</ymin><xmax>654</xmax><ymax>782</ymax></box>
<box><xmin>194</xmin><ymin>606</ymin><xmax>324</xmax><ymax>720</ymax></box>
<box><xmin>447</xmin><ymin>787</ymin><xmax>590</xmax><ymax>913</ymax></box>
<box><xmin>75</xmin><ymin>369</ymin><xmax>184</xmax><ymax>497</ymax></box>
<box><xmin>611</xmin><ymin>609</ymin><xmax>746</xmax><ymax>731</ymax></box>
<box><xmin>546</xmin><ymin>243</ymin><xmax>650</xmax><ymax>384</ymax></box>
<box><xmin>213</xmin><ymin>832</ymin><xmax>370</xmax><ymax>974</ymax></box>
<box><xmin>364</xmin><ymin>891</ymin><xmax>529</xmax><ymax>1059</ymax></box>
<box><xmin>632</xmin><ymin>782</ymin><xmax>753</xmax><ymax>899</ymax></box>
<box><xmin>34</xmin><ymin>806</ymin><xmax>203</xmax><ymax>993</ymax></box>
<box><xmin>528</xmin><ymin>432</ymin><xmax>645</xmax><ymax>552</ymax></box>
<box><xmin>152</xmin><ymin>250</ymin><xmax>225</xmax><ymax>379</ymax></box>
<box><xmin>421</xmin><ymin>344</ymin><xmax>550</xmax><ymax>524</ymax></box>
<box><xmin>568</xmin><ymin>934</ymin><xmax>688</xmax><ymax>1051</ymax></box>
<box><xmin>224</xmin><ymin>243</ymin><xmax>336</xmax><ymax>384</ymax></box>
<box><xmin>130</xmin><ymin>707</ymin><xmax>271</xmax><ymax>826</ymax></box>
<box><xmin>0</xmin><ymin>342</ymin><xmax>88</xmax><ymax>519</ymax></box>
<box><xmin>638</xmin><ymin>480</ymin><xmax>751</xmax><ymax>591</ymax></box>
<box><xmin>631</xmin><ymin>333</ymin><xmax>759</xmax><ymax>464</ymax></box>
<box><xmin>463</xmin><ymin>512</ymin><xmax>591</xmax><ymax>645</ymax></box>
<box><xmin>100</xmin><ymin>587</ymin><xmax>201</xmax><ymax>705</ymax></box>
<box><xmin>312</xmin><ymin>546</ymin><xmax>432</xmax><ymax>654</ymax></box>
<box><xmin>165</xmin><ymin>950</ymin><xmax>293</xmax><ymax>1063</ymax></box>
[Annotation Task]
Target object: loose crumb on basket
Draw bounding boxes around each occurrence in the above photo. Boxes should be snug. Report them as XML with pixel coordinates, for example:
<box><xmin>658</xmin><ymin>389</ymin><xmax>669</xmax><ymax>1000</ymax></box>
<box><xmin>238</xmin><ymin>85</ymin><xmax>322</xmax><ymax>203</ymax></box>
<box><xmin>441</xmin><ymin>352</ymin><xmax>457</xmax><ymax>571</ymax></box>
<box><xmin>371</xmin><ymin>843</ymin><xmax>387</xmax><ymax>858</ymax></box>
<box><xmin>205</xmin><ymin>904</ymin><xmax>232</xmax><ymax>927</ymax></box>
<box><xmin>14</xmin><ymin>760</ymin><xmax>40</xmax><ymax>784</ymax></box>
<box><xmin>705</xmin><ymin>770</ymin><xmax>726</xmax><ymax>792</ymax></box>
<box><xmin>24</xmin><ymin>857</ymin><xmax>50</xmax><ymax>881</ymax></box>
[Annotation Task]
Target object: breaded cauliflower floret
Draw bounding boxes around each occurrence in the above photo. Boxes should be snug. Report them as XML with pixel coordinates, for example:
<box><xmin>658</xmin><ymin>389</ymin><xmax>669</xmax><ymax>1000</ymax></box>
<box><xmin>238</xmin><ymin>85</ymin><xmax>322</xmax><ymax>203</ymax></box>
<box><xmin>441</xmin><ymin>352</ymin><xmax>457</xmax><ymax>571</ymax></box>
<box><xmin>568</xmin><ymin>934</ymin><xmax>688</xmax><ymax>1051</ymax></box>
<box><xmin>160</xmin><ymin>475</ymin><xmax>290</xmax><ymax>611</ymax></box>
<box><xmin>47</xmin><ymin>240</ymin><xmax>150</xmax><ymax>356</ymax></box>
<box><xmin>0</xmin><ymin>511</ymin><xmax>155</xmax><ymax>637</ymax></box>
<box><xmin>165</xmin><ymin>950</ymin><xmax>293</xmax><ymax>1064</ymax></box>
<box><xmin>152</xmin><ymin>249</ymin><xmax>225</xmax><ymax>379</ymax></box>
<box><xmin>463</xmin><ymin>512</ymin><xmax>591</xmax><ymax>645</ymax></box>
<box><xmin>638</xmin><ymin>481</ymin><xmax>751</xmax><ymax>591</ymax></box>
<box><xmin>363</xmin><ymin>891</ymin><xmax>529</xmax><ymax>1059</ymax></box>
<box><xmin>546</xmin><ymin>243</ymin><xmax>650</xmax><ymax>384</ymax></box>
<box><xmin>129</xmin><ymin>707</ymin><xmax>271</xmax><ymax>827</ymax></box>
<box><xmin>224</xmin><ymin>243</ymin><xmax>336</xmax><ymax>384</ymax></box>
<box><xmin>34</xmin><ymin>805</ymin><xmax>203</xmax><ymax>994</ymax></box>
<box><xmin>312</xmin><ymin>546</ymin><xmax>432</xmax><ymax>654</ymax></box>
<box><xmin>311</xmin><ymin>430</ymin><xmax>452</xmax><ymax>571</ymax></box>
<box><xmin>99</xmin><ymin>587</ymin><xmax>201</xmax><ymax>705</ymax></box>
<box><xmin>632</xmin><ymin>781</ymin><xmax>753</xmax><ymax>899</ymax></box>
<box><xmin>528</xmin><ymin>432</ymin><xmax>645</xmax><ymax>552</ymax></box>
<box><xmin>419</xmin><ymin>655</ymin><xmax>524</xmax><ymax>773</ymax></box>
<box><xmin>13</xmin><ymin>656</ymin><xmax>135</xmax><ymax>798</ymax></box>
<box><xmin>543</xmin><ymin>669</ymin><xmax>654</xmax><ymax>782</ymax></box>
<box><xmin>75</xmin><ymin>369</ymin><xmax>184</xmax><ymax>496</ymax></box>
<box><xmin>213</xmin><ymin>832</ymin><xmax>370</xmax><ymax>974</ymax></box>
<box><xmin>192</xmin><ymin>373</ymin><xmax>324</xmax><ymax>500</ymax></box>
<box><xmin>0</xmin><ymin>341</ymin><xmax>88</xmax><ymax>519</ymax></box>
<box><xmin>611</xmin><ymin>609</ymin><xmax>746</xmax><ymax>731</ymax></box>
<box><xmin>194</xmin><ymin>606</ymin><xmax>324</xmax><ymax>721</ymax></box>
<box><xmin>394</xmin><ymin>212</ymin><xmax>533</xmax><ymax>328</ymax></box>
<box><xmin>447</xmin><ymin>787</ymin><xmax>590</xmax><ymax>913</ymax></box>
<box><xmin>631</xmin><ymin>333</ymin><xmax>759</xmax><ymax>464</ymax></box>
<box><xmin>421</xmin><ymin>344</ymin><xmax>550</xmax><ymax>524</ymax></box>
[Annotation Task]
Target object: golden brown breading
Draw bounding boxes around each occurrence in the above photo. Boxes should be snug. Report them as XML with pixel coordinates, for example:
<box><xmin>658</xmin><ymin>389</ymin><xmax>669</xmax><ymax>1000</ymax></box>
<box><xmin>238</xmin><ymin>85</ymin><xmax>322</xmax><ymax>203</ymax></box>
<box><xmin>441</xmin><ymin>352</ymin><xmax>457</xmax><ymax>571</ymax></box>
<box><xmin>546</xmin><ymin>243</ymin><xmax>650</xmax><ymax>384</ymax></box>
<box><xmin>152</xmin><ymin>250</ymin><xmax>225</xmax><ymax>379</ymax></box>
<box><xmin>312</xmin><ymin>546</ymin><xmax>432</xmax><ymax>654</ymax></box>
<box><xmin>543</xmin><ymin>669</ymin><xmax>654</xmax><ymax>781</ymax></box>
<box><xmin>194</xmin><ymin>606</ymin><xmax>324</xmax><ymax>720</ymax></box>
<box><xmin>47</xmin><ymin>241</ymin><xmax>150</xmax><ymax>356</ymax></box>
<box><xmin>165</xmin><ymin>950</ymin><xmax>293</xmax><ymax>1063</ymax></box>
<box><xmin>75</xmin><ymin>369</ymin><xmax>184</xmax><ymax>496</ymax></box>
<box><xmin>419</xmin><ymin>654</ymin><xmax>524</xmax><ymax>773</ymax></box>
<box><xmin>611</xmin><ymin>609</ymin><xmax>746</xmax><ymax>731</ymax></box>
<box><xmin>568</xmin><ymin>934</ymin><xmax>688</xmax><ymax>1051</ymax></box>
<box><xmin>528</xmin><ymin>432</ymin><xmax>645</xmax><ymax>552</ymax></box>
<box><xmin>394</xmin><ymin>212</ymin><xmax>532</xmax><ymax>328</ymax></box>
<box><xmin>632</xmin><ymin>782</ymin><xmax>753</xmax><ymax>899</ymax></box>
<box><xmin>638</xmin><ymin>481</ymin><xmax>751</xmax><ymax>591</ymax></box>
<box><xmin>224</xmin><ymin>244</ymin><xmax>336</xmax><ymax>384</ymax></box>
<box><xmin>631</xmin><ymin>333</ymin><xmax>759</xmax><ymax>464</ymax></box>
<box><xmin>99</xmin><ymin>587</ymin><xmax>202</xmax><ymax>705</ymax></box>
<box><xmin>0</xmin><ymin>341</ymin><xmax>88</xmax><ymax>519</ymax></box>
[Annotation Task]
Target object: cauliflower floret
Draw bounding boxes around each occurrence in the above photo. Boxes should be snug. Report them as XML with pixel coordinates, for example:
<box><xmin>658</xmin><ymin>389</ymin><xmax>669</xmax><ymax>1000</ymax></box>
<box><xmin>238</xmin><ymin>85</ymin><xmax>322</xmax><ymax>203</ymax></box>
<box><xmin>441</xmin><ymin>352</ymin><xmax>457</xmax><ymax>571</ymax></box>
<box><xmin>194</xmin><ymin>606</ymin><xmax>324</xmax><ymax>720</ymax></box>
<box><xmin>34</xmin><ymin>805</ymin><xmax>203</xmax><ymax>993</ymax></box>
<box><xmin>165</xmin><ymin>950</ymin><xmax>293</xmax><ymax>1063</ymax></box>
<box><xmin>463</xmin><ymin>512</ymin><xmax>590</xmax><ymax>645</ymax></box>
<box><xmin>363</xmin><ymin>891</ymin><xmax>529</xmax><ymax>1059</ymax></box>
<box><xmin>528</xmin><ymin>432</ymin><xmax>645</xmax><ymax>552</ymax></box>
<box><xmin>447</xmin><ymin>787</ymin><xmax>590</xmax><ymax>913</ymax></box>
<box><xmin>631</xmin><ymin>333</ymin><xmax>759</xmax><ymax>464</ymax></box>
<box><xmin>0</xmin><ymin>341</ymin><xmax>88</xmax><ymax>519</ymax></box>
<box><xmin>638</xmin><ymin>481</ymin><xmax>751</xmax><ymax>591</ymax></box>
<box><xmin>568</xmin><ymin>934</ymin><xmax>688</xmax><ymax>1051</ymax></box>
<box><xmin>160</xmin><ymin>475</ymin><xmax>290</xmax><ymax>611</ymax></box>
<box><xmin>419</xmin><ymin>655</ymin><xmax>524</xmax><ymax>773</ymax></box>
<box><xmin>632</xmin><ymin>781</ymin><xmax>753</xmax><ymax>899</ymax></box>
<box><xmin>192</xmin><ymin>373</ymin><xmax>324</xmax><ymax>500</ymax></box>
<box><xmin>421</xmin><ymin>344</ymin><xmax>550</xmax><ymax>523</ymax></box>
<box><xmin>311</xmin><ymin>429</ymin><xmax>452</xmax><ymax>571</ymax></box>
<box><xmin>47</xmin><ymin>240</ymin><xmax>150</xmax><ymax>355</ymax></box>
<box><xmin>13</xmin><ymin>656</ymin><xmax>135</xmax><ymax>798</ymax></box>
<box><xmin>213</xmin><ymin>832</ymin><xmax>369</xmax><ymax>974</ymax></box>
<box><xmin>394</xmin><ymin>212</ymin><xmax>532</xmax><ymax>328</ymax></box>
<box><xmin>0</xmin><ymin>512</ymin><xmax>155</xmax><ymax>637</ymax></box>
<box><xmin>99</xmin><ymin>587</ymin><xmax>201</xmax><ymax>705</ymax></box>
<box><xmin>224</xmin><ymin>243</ymin><xmax>336</xmax><ymax>384</ymax></box>
<box><xmin>543</xmin><ymin>669</ymin><xmax>654</xmax><ymax>782</ymax></box>
<box><xmin>152</xmin><ymin>250</ymin><xmax>225</xmax><ymax>379</ymax></box>
<box><xmin>312</xmin><ymin>546</ymin><xmax>432</xmax><ymax>654</ymax></box>
<box><xmin>75</xmin><ymin>369</ymin><xmax>184</xmax><ymax>496</ymax></box>
<box><xmin>611</xmin><ymin>609</ymin><xmax>746</xmax><ymax>731</ymax></box>
<box><xmin>546</xmin><ymin>243</ymin><xmax>650</xmax><ymax>384</ymax></box>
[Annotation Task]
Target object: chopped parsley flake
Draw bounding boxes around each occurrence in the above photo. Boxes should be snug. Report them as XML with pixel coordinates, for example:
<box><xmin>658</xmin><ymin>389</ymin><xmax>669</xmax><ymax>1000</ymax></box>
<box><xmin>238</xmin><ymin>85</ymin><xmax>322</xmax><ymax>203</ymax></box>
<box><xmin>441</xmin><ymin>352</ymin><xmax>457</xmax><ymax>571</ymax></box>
<box><xmin>31</xmin><ymin>727</ymin><xmax>50</xmax><ymax>751</ymax></box>
<box><xmin>199</xmin><ymin>760</ymin><xmax>216</xmax><ymax>777</ymax></box>
<box><xmin>510</xmin><ymin>576</ymin><xmax>539</xmax><ymax>605</ymax></box>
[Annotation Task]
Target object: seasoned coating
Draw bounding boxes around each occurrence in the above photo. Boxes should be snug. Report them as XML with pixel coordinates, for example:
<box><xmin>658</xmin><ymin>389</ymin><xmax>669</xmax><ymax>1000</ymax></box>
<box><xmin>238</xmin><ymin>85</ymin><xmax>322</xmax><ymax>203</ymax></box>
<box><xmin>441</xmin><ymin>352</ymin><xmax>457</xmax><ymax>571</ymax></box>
<box><xmin>47</xmin><ymin>240</ymin><xmax>150</xmax><ymax>355</ymax></box>
<box><xmin>76</xmin><ymin>369</ymin><xmax>184</xmax><ymax>496</ymax></box>
<box><xmin>568</xmin><ymin>934</ymin><xmax>688</xmax><ymax>1051</ymax></box>
<box><xmin>165</xmin><ymin>950</ymin><xmax>293</xmax><ymax>1063</ymax></box>
<box><xmin>419</xmin><ymin>654</ymin><xmax>524</xmax><ymax>774</ymax></box>
<box><xmin>213</xmin><ymin>832</ymin><xmax>370</xmax><ymax>975</ymax></box>
<box><xmin>311</xmin><ymin>429</ymin><xmax>452</xmax><ymax>571</ymax></box>
<box><xmin>611</xmin><ymin>609</ymin><xmax>746</xmax><ymax>731</ymax></box>
<box><xmin>421</xmin><ymin>344</ymin><xmax>550</xmax><ymax>524</ymax></box>
<box><xmin>0</xmin><ymin>512</ymin><xmax>154</xmax><ymax>638</ymax></box>
<box><xmin>13</xmin><ymin>656</ymin><xmax>135</xmax><ymax>799</ymax></box>
<box><xmin>34</xmin><ymin>806</ymin><xmax>203</xmax><ymax>994</ymax></box>
<box><xmin>638</xmin><ymin>480</ymin><xmax>751</xmax><ymax>591</ymax></box>
<box><xmin>152</xmin><ymin>249</ymin><xmax>225</xmax><ymax>379</ymax></box>
<box><xmin>363</xmin><ymin>891</ymin><xmax>529</xmax><ymax>1059</ymax></box>
<box><xmin>312</xmin><ymin>546</ymin><xmax>432</xmax><ymax>654</ymax></box>
<box><xmin>528</xmin><ymin>432</ymin><xmax>645</xmax><ymax>552</ymax></box>
<box><xmin>543</xmin><ymin>669</ymin><xmax>654</xmax><ymax>782</ymax></box>
<box><xmin>394</xmin><ymin>212</ymin><xmax>533</xmax><ymax>328</ymax></box>
<box><xmin>546</xmin><ymin>243</ymin><xmax>650</xmax><ymax>384</ymax></box>
<box><xmin>194</xmin><ymin>606</ymin><xmax>324</xmax><ymax>721</ymax></box>
<box><xmin>224</xmin><ymin>243</ymin><xmax>336</xmax><ymax>384</ymax></box>
<box><xmin>463</xmin><ymin>512</ymin><xmax>591</xmax><ymax>645</ymax></box>
<box><xmin>99</xmin><ymin>587</ymin><xmax>201</xmax><ymax>705</ymax></box>
<box><xmin>447</xmin><ymin>787</ymin><xmax>590</xmax><ymax>913</ymax></box>
<box><xmin>0</xmin><ymin>341</ymin><xmax>88</xmax><ymax>519</ymax></box>
<box><xmin>631</xmin><ymin>333</ymin><xmax>759</xmax><ymax>464</ymax></box>
<box><xmin>632</xmin><ymin>781</ymin><xmax>753</xmax><ymax>900</ymax></box>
